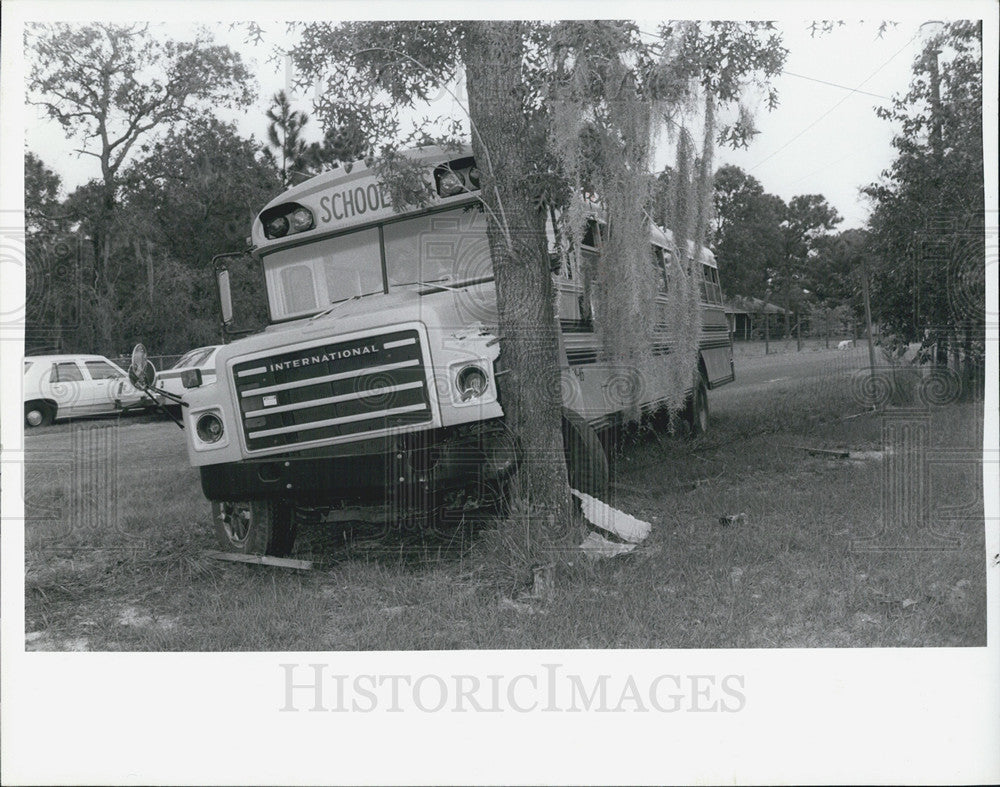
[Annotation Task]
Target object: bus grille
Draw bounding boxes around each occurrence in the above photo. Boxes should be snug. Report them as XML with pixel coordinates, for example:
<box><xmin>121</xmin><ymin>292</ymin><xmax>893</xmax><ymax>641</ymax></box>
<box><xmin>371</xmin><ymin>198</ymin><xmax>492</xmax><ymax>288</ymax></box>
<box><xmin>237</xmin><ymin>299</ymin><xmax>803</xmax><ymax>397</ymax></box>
<box><xmin>231</xmin><ymin>329</ymin><xmax>432</xmax><ymax>452</ymax></box>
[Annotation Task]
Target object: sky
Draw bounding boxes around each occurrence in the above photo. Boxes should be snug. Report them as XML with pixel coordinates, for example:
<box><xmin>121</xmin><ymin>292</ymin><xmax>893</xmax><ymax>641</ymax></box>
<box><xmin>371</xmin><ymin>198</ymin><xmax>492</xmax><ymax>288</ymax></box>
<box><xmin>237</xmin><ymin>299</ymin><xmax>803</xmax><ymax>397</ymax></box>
<box><xmin>18</xmin><ymin>15</ymin><xmax>946</xmax><ymax>231</ymax></box>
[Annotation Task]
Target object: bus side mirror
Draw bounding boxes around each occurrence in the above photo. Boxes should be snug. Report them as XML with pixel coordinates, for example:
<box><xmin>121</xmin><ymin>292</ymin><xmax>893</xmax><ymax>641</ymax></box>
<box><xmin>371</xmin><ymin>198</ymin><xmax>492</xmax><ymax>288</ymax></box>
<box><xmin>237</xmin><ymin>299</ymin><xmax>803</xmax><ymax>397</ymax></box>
<box><xmin>217</xmin><ymin>268</ymin><xmax>234</xmax><ymax>328</ymax></box>
<box><xmin>213</xmin><ymin>249</ymin><xmax>263</xmax><ymax>342</ymax></box>
<box><xmin>128</xmin><ymin>343</ymin><xmax>157</xmax><ymax>388</ymax></box>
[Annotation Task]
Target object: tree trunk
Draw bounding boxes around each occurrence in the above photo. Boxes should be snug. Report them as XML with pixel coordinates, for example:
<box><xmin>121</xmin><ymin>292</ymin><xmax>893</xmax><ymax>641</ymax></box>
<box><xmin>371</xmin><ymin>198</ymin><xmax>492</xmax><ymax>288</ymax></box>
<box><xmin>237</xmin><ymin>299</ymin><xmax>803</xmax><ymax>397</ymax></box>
<box><xmin>462</xmin><ymin>22</ymin><xmax>575</xmax><ymax>545</ymax></box>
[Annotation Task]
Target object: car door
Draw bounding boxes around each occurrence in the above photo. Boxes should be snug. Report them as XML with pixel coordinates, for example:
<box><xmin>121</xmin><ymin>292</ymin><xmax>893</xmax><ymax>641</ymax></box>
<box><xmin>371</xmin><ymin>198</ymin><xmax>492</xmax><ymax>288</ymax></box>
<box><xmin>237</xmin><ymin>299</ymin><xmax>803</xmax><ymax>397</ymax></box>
<box><xmin>83</xmin><ymin>359</ymin><xmax>126</xmax><ymax>414</ymax></box>
<box><xmin>48</xmin><ymin>360</ymin><xmax>88</xmax><ymax>417</ymax></box>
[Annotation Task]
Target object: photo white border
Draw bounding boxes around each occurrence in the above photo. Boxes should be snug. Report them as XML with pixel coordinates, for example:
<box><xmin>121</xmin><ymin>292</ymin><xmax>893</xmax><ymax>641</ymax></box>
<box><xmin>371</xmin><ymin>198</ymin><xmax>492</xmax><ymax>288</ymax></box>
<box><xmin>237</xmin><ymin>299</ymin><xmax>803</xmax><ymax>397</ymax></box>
<box><xmin>2</xmin><ymin>1</ymin><xmax>997</xmax><ymax>784</ymax></box>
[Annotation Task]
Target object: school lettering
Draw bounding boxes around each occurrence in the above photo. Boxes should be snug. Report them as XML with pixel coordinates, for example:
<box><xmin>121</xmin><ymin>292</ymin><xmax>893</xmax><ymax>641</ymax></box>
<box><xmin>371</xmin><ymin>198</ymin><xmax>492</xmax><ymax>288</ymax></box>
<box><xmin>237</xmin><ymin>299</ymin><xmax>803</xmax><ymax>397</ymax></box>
<box><xmin>318</xmin><ymin>183</ymin><xmax>392</xmax><ymax>223</ymax></box>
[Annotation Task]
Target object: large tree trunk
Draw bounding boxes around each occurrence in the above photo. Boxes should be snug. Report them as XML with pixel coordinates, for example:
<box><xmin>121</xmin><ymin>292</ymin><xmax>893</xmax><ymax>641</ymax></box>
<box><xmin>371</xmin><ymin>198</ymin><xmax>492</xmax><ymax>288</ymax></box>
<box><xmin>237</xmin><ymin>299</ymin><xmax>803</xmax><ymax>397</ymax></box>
<box><xmin>461</xmin><ymin>22</ymin><xmax>575</xmax><ymax>545</ymax></box>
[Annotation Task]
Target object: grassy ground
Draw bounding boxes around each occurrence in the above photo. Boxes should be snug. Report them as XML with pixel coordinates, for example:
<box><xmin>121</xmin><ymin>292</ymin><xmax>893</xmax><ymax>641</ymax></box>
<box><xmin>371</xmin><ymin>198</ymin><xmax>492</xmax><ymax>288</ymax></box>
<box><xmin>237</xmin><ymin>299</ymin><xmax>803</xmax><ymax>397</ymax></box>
<box><xmin>23</xmin><ymin>346</ymin><xmax>987</xmax><ymax>650</ymax></box>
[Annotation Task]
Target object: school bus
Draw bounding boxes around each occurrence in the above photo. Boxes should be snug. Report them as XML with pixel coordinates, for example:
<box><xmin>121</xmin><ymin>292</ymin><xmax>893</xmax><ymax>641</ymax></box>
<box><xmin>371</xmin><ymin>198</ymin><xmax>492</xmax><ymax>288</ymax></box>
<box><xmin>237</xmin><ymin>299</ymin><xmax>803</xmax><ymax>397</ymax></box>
<box><xmin>176</xmin><ymin>145</ymin><xmax>733</xmax><ymax>555</ymax></box>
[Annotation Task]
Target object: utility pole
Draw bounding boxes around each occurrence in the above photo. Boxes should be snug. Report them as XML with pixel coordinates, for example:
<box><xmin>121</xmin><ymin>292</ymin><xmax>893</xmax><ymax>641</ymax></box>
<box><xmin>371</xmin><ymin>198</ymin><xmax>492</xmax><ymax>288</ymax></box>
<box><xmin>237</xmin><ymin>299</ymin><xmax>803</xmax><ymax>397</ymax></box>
<box><xmin>923</xmin><ymin>27</ymin><xmax>944</xmax><ymax>161</ymax></box>
<box><xmin>861</xmin><ymin>263</ymin><xmax>878</xmax><ymax>373</ymax></box>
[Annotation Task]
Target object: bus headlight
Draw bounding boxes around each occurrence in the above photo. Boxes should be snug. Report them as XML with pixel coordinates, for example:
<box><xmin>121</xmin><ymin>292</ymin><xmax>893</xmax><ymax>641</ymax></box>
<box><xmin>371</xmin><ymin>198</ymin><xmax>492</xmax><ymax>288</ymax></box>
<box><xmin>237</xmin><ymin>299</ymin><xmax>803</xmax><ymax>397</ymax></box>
<box><xmin>196</xmin><ymin>412</ymin><xmax>225</xmax><ymax>443</ymax></box>
<box><xmin>261</xmin><ymin>202</ymin><xmax>314</xmax><ymax>239</ymax></box>
<box><xmin>436</xmin><ymin>168</ymin><xmax>466</xmax><ymax>197</ymax></box>
<box><xmin>265</xmin><ymin>215</ymin><xmax>289</xmax><ymax>238</ymax></box>
<box><xmin>456</xmin><ymin>365</ymin><xmax>488</xmax><ymax>401</ymax></box>
<box><xmin>290</xmin><ymin>207</ymin><xmax>314</xmax><ymax>232</ymax></box>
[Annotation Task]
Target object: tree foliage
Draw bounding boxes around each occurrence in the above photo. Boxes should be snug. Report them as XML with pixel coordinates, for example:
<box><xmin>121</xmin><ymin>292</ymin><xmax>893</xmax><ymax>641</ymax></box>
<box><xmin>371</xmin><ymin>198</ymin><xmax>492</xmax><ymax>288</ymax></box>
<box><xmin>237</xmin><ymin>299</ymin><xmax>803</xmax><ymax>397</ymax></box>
<box><xmin>25</xmin><ymin>23</ymin><xmax>261</xmax><ymax>356</ymax></box>
<box><xmin>809</xmin><ymin>228</ymin><xmax>869</xmax><ymax>307</ymax></box>
<box><xmin>262</xmin><ymin>90</ymin><xmax>311</xmax><ymax>186</ymax></box>
<box><xmin>27</xmin><ymin>23</ymin><xmax>254</xmax><ymax>199</ymax></box>
<box><xmin>773</xmin><ymin>194</ymin><xmax>842</xmax><ymax>329</ymax></box>
<box><xmin>863</xmin><ymin>20</ymin><xmax>984</xmax><ymax>381</ymax></box>
<box><xmin>24</xmin><ymin>152</ymin><xmax>63</xmax><ymax>235</ymax></box>
<box><xmin>711</xmin><ymin>164</ymin><xmax>784</xmax><ymax>298</ymax></box>
<box><xmin>25</xmin><ymin>123</ymin><xmax>279</xmax><ymax>355</ymax></box>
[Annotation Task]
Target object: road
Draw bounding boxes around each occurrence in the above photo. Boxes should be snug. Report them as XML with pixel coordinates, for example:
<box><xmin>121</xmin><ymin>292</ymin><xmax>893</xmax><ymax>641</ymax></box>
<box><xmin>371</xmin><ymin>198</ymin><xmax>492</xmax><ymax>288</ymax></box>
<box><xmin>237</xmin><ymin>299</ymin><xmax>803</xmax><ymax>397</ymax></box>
<box><xmin>725</xmin><ymin>343</ymin><xmax>870</xmax><ymax>389</ymax></box>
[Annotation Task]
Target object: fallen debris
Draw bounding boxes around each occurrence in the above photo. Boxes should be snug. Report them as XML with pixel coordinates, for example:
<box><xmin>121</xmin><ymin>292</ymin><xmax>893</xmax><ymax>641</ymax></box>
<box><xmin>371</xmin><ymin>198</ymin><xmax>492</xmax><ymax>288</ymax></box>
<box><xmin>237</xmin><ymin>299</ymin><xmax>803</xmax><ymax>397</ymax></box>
<box><xmin>847</xmin><ymin>450</ymin><xmax>885</xmax><ymax>461</ymax></box>
<box><xmin>781</xmin><ymin>444</ymin><xmax>850</xmax><ymax>459</ymax></box>
<box><xmin>499</xmin><ymin>598</ymin><xmax>545</xmax><ymax>615</ymax></box>
<box><xmin>532</xmin><ymin>563</ymin><xmax>556</xmax><ymax>599</ymax></box>
<box><xmin>579</xmin><ymin>532</ymin><xmax>637</xmax><ymax>559</ymax></box>
<box><xmin>204</xmin><ymin>550</ymin><xmax>313</xmax><ymax>570</ymax></box>
<box><xmin>781</xmin><ymin>444</ymin><xmax>887</xmax><ymax>461</ymax></box>
<box><xmin>572</xmin><ymin>489</ymin><xmax>652</xmax><ymax>544</ymax></box>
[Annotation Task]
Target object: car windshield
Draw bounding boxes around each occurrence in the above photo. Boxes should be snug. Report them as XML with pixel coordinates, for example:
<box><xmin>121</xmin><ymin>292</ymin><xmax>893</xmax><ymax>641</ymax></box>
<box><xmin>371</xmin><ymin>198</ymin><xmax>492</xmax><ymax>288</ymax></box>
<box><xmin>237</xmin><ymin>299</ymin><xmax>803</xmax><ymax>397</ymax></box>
<box><xmin>262</xmin><ymin>205</ymin><xmax>491</xmax><ymax>320</ymax></box>
<box><xmin>172</xmin><ymin>347</ymin><xmax>215</xmax><ymax>369</ymax></box>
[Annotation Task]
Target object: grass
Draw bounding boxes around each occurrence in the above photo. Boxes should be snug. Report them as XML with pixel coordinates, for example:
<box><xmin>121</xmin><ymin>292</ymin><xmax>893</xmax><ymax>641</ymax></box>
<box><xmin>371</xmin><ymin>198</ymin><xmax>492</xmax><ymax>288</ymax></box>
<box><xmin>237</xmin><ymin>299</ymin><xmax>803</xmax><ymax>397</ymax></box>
<box><xmin>22</xmin><ymin>346</ymin><xmax>987</xmax><ymax>650</ymax></box>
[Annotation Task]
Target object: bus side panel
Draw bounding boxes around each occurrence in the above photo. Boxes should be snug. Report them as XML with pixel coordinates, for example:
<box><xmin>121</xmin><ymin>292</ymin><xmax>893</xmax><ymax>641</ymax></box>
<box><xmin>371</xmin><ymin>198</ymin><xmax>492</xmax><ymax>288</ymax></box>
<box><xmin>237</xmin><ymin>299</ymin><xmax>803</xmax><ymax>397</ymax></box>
<box><xmin>700</xmin><ymin>306</ymin><xmax>734</xmax><ymax>388</ymax></box>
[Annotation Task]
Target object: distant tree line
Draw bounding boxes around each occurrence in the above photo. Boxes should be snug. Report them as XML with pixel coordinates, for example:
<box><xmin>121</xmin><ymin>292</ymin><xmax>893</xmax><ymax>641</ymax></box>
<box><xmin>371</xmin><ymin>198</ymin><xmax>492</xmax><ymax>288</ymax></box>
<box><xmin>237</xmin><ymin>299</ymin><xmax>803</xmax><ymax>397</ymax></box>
<box><xmin>863</xmin><ymin>20</ymin><xmax>984</xmax><ymax>389</ymax></box>
<box><xmin>707</xmin><ymin>163</ymin><xmax>850</xmax><ymax>340</ymax></box>
<box><xmin>23</xmin><ymin>23</ymin><xmax>363</xmax><ymax>358</ymax></box>
<box><xmin>710</xmin><ymin>20</ymin><xmax>985</xmax><ymax>395</ymax></box>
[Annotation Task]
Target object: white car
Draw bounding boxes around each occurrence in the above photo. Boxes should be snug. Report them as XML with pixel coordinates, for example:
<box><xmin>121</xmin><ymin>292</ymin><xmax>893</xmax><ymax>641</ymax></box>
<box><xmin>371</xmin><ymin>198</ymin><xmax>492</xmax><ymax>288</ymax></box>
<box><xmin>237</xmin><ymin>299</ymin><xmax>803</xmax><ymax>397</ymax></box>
<box><xmin>153</xmin><ymin>346</ymin><xmax>220</xmax><ymax>409</ymax></box>
<box><xmin>23</xmin><ymin>354</ymin><xmax>154</xmax><ymax>427</ymax></box>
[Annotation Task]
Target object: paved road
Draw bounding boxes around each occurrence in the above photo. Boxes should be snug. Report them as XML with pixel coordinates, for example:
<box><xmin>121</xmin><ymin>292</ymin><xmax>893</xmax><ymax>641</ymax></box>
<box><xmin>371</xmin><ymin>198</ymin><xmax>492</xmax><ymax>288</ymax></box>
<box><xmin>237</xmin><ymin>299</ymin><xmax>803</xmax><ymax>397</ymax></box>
<box><xmin>727</xmin><ymin>344</ymin><xmax>871</xmax><ymax>389</ymax></box>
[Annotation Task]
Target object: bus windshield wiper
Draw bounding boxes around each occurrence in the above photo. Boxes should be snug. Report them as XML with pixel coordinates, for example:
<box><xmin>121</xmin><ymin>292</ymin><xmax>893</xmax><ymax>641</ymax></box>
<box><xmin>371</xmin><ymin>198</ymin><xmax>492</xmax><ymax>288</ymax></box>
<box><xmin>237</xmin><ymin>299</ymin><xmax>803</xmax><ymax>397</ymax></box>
<box><xmin>413</xmin><ymin>275</ymin><xmax>494</xmax><ymax>293</ymax></box>
<box><xmin>309</xmin><ymin>293</ymin><xmax>366</xmax><ymax>321</ymax></box>
<box><xmin>310</xmin><ymin>295</ymin><xmax>360</xmax><ymax>321</ymax></box>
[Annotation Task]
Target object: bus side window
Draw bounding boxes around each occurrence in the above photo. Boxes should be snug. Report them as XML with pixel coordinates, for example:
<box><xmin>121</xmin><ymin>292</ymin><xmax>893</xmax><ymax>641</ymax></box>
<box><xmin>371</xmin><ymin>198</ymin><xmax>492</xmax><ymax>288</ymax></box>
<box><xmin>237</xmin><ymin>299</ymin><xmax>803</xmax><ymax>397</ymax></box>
<box><xmin>661</xmin><ymin>249</ymin><xmax>675</xmax><ymax>292</ymax></box>
<box><xmin>699</xmin><ymin>262</ymin><xmax>722</xmax><ymax>304</ymax></box>
<box><xmin>552</xmin><ymin>249</ymin><xmax>573</xmax><ymax>280</ymax></box>
<box><xmin>710</xmin><ymin>267</ymin><xmax>723</xmax><ymax>304</ymax></box>
<box><xmin>650</xmin><ymin>245</ymin><xmax>668</xmax><ymax>293</ymax></box>
<box><xmin>578</xmin><ymin>249</ymin><xmax>599</xmax><ymax>327</ymax></box>
<box><xmin>581</xmin><ymin>219</ymin><xmax>605</xmax><ymax>250</ymax></box>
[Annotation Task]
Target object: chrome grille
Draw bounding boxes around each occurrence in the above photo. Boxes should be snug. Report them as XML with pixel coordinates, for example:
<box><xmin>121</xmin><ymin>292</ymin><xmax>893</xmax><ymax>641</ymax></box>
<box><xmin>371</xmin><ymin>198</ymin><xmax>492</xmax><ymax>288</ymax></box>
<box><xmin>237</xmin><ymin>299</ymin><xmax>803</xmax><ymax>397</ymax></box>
<box><xmin>232</xmin><ymin>329</ymin><xmax>432</xmax><ymax>451</ymax></box>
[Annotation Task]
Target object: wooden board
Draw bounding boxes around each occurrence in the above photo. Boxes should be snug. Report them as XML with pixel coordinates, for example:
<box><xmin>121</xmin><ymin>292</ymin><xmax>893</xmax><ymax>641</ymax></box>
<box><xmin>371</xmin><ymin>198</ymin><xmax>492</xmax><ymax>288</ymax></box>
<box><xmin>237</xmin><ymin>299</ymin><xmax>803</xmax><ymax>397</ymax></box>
<box><xmin>204</xmin><ymin>550</ymin><xmax>313</xmax><ymax>570</ymax></box>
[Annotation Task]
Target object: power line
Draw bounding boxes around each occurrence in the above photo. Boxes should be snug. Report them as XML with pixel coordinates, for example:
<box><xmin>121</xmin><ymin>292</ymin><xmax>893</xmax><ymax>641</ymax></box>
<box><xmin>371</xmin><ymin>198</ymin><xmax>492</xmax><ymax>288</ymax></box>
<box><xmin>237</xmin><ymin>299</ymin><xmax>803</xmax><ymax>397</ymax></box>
<box><xmin>748</xmin><ymin>33</ymin><xmax>919</xmax><ymax>173</ymax></box>
<box><xmin>639</xmin><ymin>30</ymin><xmax>892</xmax><ymax>101</ymax></box>
<box><xmin>781</xmin><ymin>70</ymin><xmax>891</xmax><ymax>100</ymax></box>
<box><xmin>787</xmin><ymin>149</ymin><xmax>861</xmax><ymax>187</ymax></box>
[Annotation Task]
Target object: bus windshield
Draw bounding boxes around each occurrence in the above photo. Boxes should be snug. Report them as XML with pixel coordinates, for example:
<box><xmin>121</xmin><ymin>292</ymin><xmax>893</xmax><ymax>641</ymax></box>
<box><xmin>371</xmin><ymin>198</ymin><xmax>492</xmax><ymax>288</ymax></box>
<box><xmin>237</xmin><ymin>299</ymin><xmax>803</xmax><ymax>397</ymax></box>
<box><xmin>262</xmin><ymin>205</ymin><xmax>491</xmax><ymax>321</ymax></box>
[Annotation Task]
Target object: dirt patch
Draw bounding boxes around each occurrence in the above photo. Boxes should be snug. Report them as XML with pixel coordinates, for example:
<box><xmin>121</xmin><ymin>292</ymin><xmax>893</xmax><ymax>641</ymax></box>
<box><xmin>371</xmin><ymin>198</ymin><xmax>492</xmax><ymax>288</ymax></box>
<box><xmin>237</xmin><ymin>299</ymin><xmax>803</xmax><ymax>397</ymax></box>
<box><xmin>25</xmin><ymin>631</ymin><xmax>91</xmax><ymax>651</ymax></box>
<box><xmin>117</xmin><ymin>605</ymin><xmax>179</xmax><ymax>631</ymax></box>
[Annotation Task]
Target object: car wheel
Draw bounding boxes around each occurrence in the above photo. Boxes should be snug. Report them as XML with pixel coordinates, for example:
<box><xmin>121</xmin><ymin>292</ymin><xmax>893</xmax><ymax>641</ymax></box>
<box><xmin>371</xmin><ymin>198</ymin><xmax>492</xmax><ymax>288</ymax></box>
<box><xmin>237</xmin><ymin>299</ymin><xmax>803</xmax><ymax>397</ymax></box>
<box><xmin>684</xmin><ymin>374</ymin><xmax>709</xmax><ymax>436</ymax></box>
<box><xmin>25</xmin><ymin>401</ymin><xmax>55</xmax><ymax>428</ymax></box>
<box><xmin>212</xmin><ymin>499</ymin><xmax>297</xmax><ymax>557</ymax></box>
<box><xmin>562</xmin><ymin>412</ymin><xmax>609</xmax><ymax>500</ymax></box>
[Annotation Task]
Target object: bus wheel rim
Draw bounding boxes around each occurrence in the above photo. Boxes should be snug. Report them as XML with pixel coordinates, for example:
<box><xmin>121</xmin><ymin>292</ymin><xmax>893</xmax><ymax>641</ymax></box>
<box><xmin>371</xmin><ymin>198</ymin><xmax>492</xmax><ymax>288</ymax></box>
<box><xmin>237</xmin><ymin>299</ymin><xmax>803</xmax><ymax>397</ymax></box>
<box><xmin>222</xmin><ymin>503</ymin><xmax>252</xmax><ymax>544</ymax></box>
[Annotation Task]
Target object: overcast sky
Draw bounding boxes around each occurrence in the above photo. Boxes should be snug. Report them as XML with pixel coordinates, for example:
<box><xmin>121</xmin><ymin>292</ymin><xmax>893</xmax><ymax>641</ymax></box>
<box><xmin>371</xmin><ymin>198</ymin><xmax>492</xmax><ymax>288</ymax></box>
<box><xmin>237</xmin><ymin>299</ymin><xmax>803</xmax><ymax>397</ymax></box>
<box><xmin>14</xmin><ymin>10</ymin><xmax>980</xmax><ymax>231</ymax></box>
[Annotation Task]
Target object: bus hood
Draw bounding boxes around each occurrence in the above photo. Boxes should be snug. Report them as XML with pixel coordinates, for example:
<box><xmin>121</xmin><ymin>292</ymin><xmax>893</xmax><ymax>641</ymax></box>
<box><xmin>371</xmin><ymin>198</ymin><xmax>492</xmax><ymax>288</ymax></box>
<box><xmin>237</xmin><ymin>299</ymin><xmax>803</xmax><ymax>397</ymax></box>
<box><xmin>216</xmin><ymin>284</ymin><xmax>499</xmax><ymax>368</ymax></box>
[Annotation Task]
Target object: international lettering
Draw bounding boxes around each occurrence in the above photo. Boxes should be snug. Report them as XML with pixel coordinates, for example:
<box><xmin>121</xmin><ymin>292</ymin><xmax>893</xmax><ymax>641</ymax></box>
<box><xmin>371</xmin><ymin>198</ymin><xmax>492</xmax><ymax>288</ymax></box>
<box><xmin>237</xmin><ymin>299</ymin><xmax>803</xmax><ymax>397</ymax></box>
<box><xmin>268</xmin><ymin>344</ymin><xmax>378</xmax><ymax>372</ymax></box>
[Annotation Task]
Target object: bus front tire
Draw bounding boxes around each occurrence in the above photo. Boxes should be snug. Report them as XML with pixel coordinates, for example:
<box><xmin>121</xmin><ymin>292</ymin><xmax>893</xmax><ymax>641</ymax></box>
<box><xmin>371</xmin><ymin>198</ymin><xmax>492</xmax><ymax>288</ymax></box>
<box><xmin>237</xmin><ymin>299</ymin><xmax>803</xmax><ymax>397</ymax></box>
<box><xmin>685</xmin><ymin>375</ymin><xmax>709</xmax><ymax>436</ymax></box>
<box><xmin>212</xmin><ymin>499</ymin><xmax>297</xmax><ymax>557</ymax></box>
<box><xmin>562</xmin><ymin>413</ymin><xmax>609</xmax><ymax>501</ymax></box>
